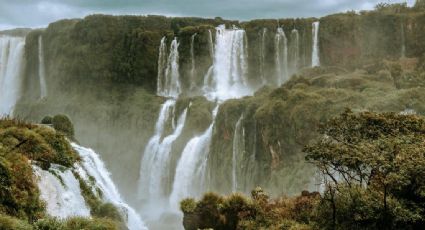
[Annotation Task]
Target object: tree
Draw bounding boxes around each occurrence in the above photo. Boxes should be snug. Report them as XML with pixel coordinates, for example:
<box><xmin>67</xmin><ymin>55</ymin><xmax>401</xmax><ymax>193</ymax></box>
<box><xmin>305</xmin><ymin>109</ymin><xmax>425</xmax><ymax>229</ymax></box>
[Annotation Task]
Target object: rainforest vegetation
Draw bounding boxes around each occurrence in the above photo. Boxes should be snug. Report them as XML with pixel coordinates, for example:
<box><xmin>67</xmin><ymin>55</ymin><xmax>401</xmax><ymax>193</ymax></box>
<box><xmin>181</xmin><ymin>110</ymin><xmax>425</xmax><ymax>230</ymax></box>
<box><xmin>0</xmin><ymin>117</ymin><xmax>125</xmax><ymax>229</ymax></box>
<box><xmin>1</xmin><ymin>1</ymin><xmax>425</xmax><ymax>230</ymax></box>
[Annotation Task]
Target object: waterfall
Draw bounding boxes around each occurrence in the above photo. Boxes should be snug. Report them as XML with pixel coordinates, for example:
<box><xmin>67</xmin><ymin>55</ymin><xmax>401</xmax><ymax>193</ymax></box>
<box><xmin>205</xmin><ymin>25</ymin><xmax>251</xmax><ymax>101</ymax></box>
<box><xmin>157</xmin><ymin>37</ymin><xmax>168</xmax><ymax>95</ymax></box>
<box><xmin>0</xmin><ymin>36</ymin><xmax>25</xmax><ymax>116</ymax></box>
<box><xmin>275</xmin><ymin>27</ymin><xmax>288</xmax><ymax>85</ymax></box>
<box><xmin>33</xmin><ymin>165</ymin><xmax>91</xmax><ymax>218</ymax></box>
<box><xmin>138</xmin><ymin>99</ymin><xmax>177</xmax><ymax>200</ymax></box>
<box><xmin>312</xmin><ymin>21</ymin><xmax>320</xmax><ymax>67</ymax></box>
<box><xmin>208</xmin><ymin>29</ymin><xmax>214</xmax><ymax>59</ymax></box>
<box><xmin>232</xmin><ymin>115</ymin><xmax>244</xmax><ymax>192</ymax></box>
<box><xmin>72</xmin><ymin>143</ymin><xmax>148</xmax><ymax>230</ymax></box>
<box><xmin>169</xmin><ymin>106</ymin><xmax>219</xmax><ymax>209</ymax></box>
<box><xmin>158</xmin><ymin>37</ymin><xmax>181</xmax><ymax>98</ymax></box>
<box><xmin>190</xmin><ymin>33</ymin><xmax>197</xmax><ymax>90</ymax></box>
<box><xmin>259</xmin><ymin>28</ymin><xmax>267</xmax><ymax>85</ymax></box>
<box><xmin>38</xmin><ymin>36</ymin><xmax>47</xmax><ymax>99</ymax></box>
<box><xmin>290</xmin><ymin>28</ymin><xmax>300</xmax><ymax>74</ymax></box>
<box><xmin>401</xmin><ymin>22</ymin><xmax>406</xmax><ymax>58</ymax></box>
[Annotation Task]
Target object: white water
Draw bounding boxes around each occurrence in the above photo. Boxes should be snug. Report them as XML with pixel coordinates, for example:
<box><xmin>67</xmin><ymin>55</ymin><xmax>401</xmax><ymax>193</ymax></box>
<box><xmin>259</xmin><ymin>28</ymin><xmax>267</xmax><ymax>85</ymax></box>
<box><xmin>0</xmin><ymin>36</ymin><xmax>25</xmax><ymax>116</ymax></box>
<box><xmin>232</xmin><ymin>115</ymin><xmax>244</xmax><ymax>192</ymax></box>
<box><xmin>290</xmin><ymin>28</ymin><xmax>300</xmax><ymax>74</ymax></box>
<box><xmin>190</xmin><ymin>33</ymin><xmax>197</xmax><ymax>90</ymax></box>
<box><xmin>33</xmin><ymin>165</ymin><xmax>91</xmax><ymax>218</ymax></box>
<box><xmin>73</xmin><ymin>143</ymin><xmax>148</xmax><ymax>230</ymax></box>
<box><xmin>169</xmin><ymin>106</ymin><xmax>219</xmax><ymax>210</ymax></box>
<box><xmin>158</xmin><ymin>37</ymin><xmax>181</xmax><ymax>98</ymax></box>
<box><xmin>138</xmin><ymin>99</ymin><xmax>177</xmax><ymax>200</ymax></box>
<box><xmin>38</xmin><ymin>36</ymin><xmax>47</xmax><ymax>99</ymax></box>
<box><xmin>275</xmin><ymin>28</ymin><xmax>288</xmax><ymax>85</ymax></box>
<box><xmin>312</xmin><ymin>21</ymin><xmax>320</xmax><ymax>67</ymax></box>
<box><xmin>208</xmin><ymin>29</ymin><xmax>214</xmax><ymax>59</ymax></box>
<box><xmin>205</xmin><ymin>25</ymin><xmax>251</xmax><ymax>101</ymax></box>
<box><xmin>157</xmin><ymin>37</ymin><xmax>168</xmax><ymax>95</ymax></box>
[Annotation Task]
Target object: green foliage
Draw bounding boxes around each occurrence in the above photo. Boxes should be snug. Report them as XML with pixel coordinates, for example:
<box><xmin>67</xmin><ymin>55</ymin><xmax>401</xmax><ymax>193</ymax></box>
<box><xmin>0</xmin><ymin>118</ymin><xmax>81</xmax><ymax>222</ymax></box>
<box><xmin>34</xmin><ymin>217</ymin><xmax>119</xmax><ymax>230</ymax></box>
<box><xmin>51</xmin><ymin>115</ymin><xmax>74</xmax><ymax>139</ymax></box>
<box><xmin>180</xmin><ymin>198</ymin><xmax>197</xmax><ymax>214</ymax></box>
<box><xmin>181</xmin><ymin>188</ymin><xmax>318</xmax><ymax>230</ymax></box>
<box><xmin>92</xmin><ymin>203</ymin><xmax>122</xmax><ymax>222</ymax></box>
<box><xmin>0</xmin><ymin>214</ymin><xmax>32</xmax><ymax>230</ymax></box>
<box><xmin>305</xmin><ymin>110</ymin><xmax>425</xmax><ymax>229</ymax></box>
<box><xmin>40</xmin><ymin>116</ymin><xmax>52</xmax><ymax>125</ymax></box>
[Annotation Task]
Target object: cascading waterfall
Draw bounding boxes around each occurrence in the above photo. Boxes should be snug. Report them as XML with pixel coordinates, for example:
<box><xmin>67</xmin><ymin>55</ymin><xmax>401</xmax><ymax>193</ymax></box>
<box><xmin>72</xmin><ymin>143</ymin><xmax>148</xmax><ymax>230</ymax></box>
<box><xmin>157</xmin><ymin>37</ymin><xmax>168</xmax><ymax>95</ymax></box>
<box><xmin>259</xmin><ymin>28</ymin><xmax>267</xmax><ymax>85</ymax></box>
<box><xmin>190</xmin><ymin>33</ymin><xmax>197</xmax><ymax>90</ymax></box>
<box><xmin>33</xmin><ymin>165</ymin><xmax>91</xmax><ymax>218</ymax></box>
<box><xmin>38</xmin><ymin>35</ymin><xmax>47</xmax><ymax>99</ymax></box>
<box><xmin>275</xmin><ymin>27</ymin><xmax>289</xmax><ymax>85</ymax></box>
<box><xmin>138</xmin><ymin>99</ymin><xmax>177</xmax><ymax>200</ymax></box>
<box><xmin>205</xmin><ymin>25</ymin><xmax>251</xmax><ymax>101</ymax></box>
<box><xmin>232</xmin><ymin>115</ymin><xmax>245</xmax><ymax>192</ymax></box>
<box><xmin>208</xmin><ymin>29</ymin><xmax>214</xmax><ymax>59</ymax></box>
<box><xmin>312</xmin><ymin>21</ymin><xmax>320</xmax><ymax>67</ymax></box>
<box><xmin>169</xmin><ymin>106</ymin><xmax>219</xmax><ymax>210</ymax></box>
<box><xmin>0</xmin><ymin>36</ymin><xmax>25</xmax><ymax>116</ymax></box>
<box><xmin>201</xmin><ymin>30</ymin><xmax>216</xmax><ymax>94</ymax></box>
<box><xmin>290</xmin><ymin>28</ymin><xmax>300</xmax><ymax>74</ymax></box>
<box><xmin>158</xmin><ymin>37</ymin><xmax>181</xmax><ymax>98</ymax></box>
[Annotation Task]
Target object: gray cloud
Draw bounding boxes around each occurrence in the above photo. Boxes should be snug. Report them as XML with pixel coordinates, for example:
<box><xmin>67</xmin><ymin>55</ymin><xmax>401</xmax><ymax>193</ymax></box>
<box><xmin>0</xmin><ymin>0</ymin><xmax>415</xmax><ymax>30</ymax></box>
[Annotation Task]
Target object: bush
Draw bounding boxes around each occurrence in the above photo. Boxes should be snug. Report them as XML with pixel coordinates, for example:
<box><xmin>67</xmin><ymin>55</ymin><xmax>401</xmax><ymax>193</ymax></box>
<box><xmin>52</xmin><ymin>115</ymin><xmax>74</xmax><ymax>139</ymax></box>
<box><xmin>0</xmin><ymin>214</ymin><xmax>32</xmax><ymax>230</ymax></box>
<box><xmin>34</xmin><ymin>217</ymin><xmax>64</xmax><ymax>230</ymax></box>
<box><xmin>180</xmin><ymin>198</ymin><xmax>197</xmax><ymax>214</ymax></box>
<box><xmin>40</xmin><ymin>116</ymin><xmax>53</xmax><ymax>125</ymax></box>
<box><xmin>92</xmin><ymin>203</ymin><xmax>122</xmax><ymax>222</ymax></box>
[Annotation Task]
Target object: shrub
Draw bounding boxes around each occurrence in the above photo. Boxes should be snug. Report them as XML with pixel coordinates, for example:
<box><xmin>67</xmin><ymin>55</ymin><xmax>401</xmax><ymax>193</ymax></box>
<box><xmin>52</xmin><ymin>115</ymin><xmax>74</xmax><ymax>139</ymax></box>
<box><xmin>93</xmin><ymin>203</ymin><xmax>122</xmax><ymax>222</ymax></box>
<box><xmin>180</xmin><ymin>198</ymin><xmax>197</xmax><ymax>214</ymax></box>
<box><xmin>40</xmin><ymin>116</ymin><xmax>53</xmax><ymax>125</ymax></box>
<box><xmin>0</xmin><ymin>214</ymin><xmax>32</xmax><ymax>230</ymax></box>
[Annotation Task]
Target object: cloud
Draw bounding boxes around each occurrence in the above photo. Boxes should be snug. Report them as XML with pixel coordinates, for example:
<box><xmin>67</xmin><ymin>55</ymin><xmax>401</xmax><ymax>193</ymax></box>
<box><xmin>0</xmin><ymin>0</ymin><xmax>416</xmax><ymax>30</ymax></box>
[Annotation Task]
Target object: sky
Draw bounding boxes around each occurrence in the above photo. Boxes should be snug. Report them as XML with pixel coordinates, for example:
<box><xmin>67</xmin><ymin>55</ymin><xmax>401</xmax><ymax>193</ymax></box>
<box><xmin>0</xmin><ymin>0</ymin><xmax>416</xmax><ymax>30</ymax></box>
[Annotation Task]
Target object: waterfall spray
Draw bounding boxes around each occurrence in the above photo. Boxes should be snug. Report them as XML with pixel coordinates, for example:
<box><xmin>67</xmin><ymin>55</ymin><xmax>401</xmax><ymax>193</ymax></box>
<box><xmin>259</xmin><ymin>28</ymin><xmax>267</xmax><ymax>85</ymax></box>
<box><xmin>165</xmin><ymin>38</ymin><xmax>181</xmax><ymax>97</ymax></box>
<box><xmin>138</xmin><ymin>99</ymin><xmax>176</xmax><ymax>200</ymax></box>
<box><xmin>157</xmin><ymin>37</ymin><xmax>167</xmax><ymax>95</ymax></box>
<box><xmin>38</xmin><ymin>36</ymin><xmax>47</xmax><ymax>99</ymax></box>
<box><xmin>312</xmin><ymin>21</ymin><xmax>320</xmax><ymax>67</ymax></box>
<box><xmin>275</xmin><ymin>27</ymin><xmax>288</xmax><ymax>85</ymax></box>
<box><xmin>158</xmin><ymin>37</ymin><xmax>181</xmax><ymax>98</ymax></box>
<box><xmin>0</xmin><ymin>36</ymin><xmax>25</xmax><ymax>116</ymax></box>
<box><xmin>73</xmin><ymin>144</ymin><xmax>148</xmax><ymax>230</ymax></box>
<box><xmin>232</xmin><ymin>115</ymin><xmax>245</xmax><ymax>192</ymax></box>
<box><xmin>190</xmin><ymin>33</ymin><xmax>197</xmax><ymax>90</ymax></box>
<box><xmin>169</xmin><ymin>106</ymin><xmax>219</xmax><ymax>209</ymax></box>
<box><xmin>290</xmin><ymin>28</ymin><xmax>300</xmax><ymax>74</ymax></box>
<box><xmin>33</xmin><ymin>165</ymin><xmax>91</xmax><ymax>218</ymax></box>
<box><xmin>208</xmin><ymin>29</ymin><xmax>214</xmax><ymax>59</ymax></box>
<box><xmin>205</xmin><ymin>25</ymin><xmax>251</xmax><ymax>101</ymax></box>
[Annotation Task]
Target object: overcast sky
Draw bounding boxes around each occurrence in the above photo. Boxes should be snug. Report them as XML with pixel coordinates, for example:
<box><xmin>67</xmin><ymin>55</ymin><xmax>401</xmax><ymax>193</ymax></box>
<box><xmin>0</xmin><ymin>0</ymin><xmax>415</xmax><ymax>30</ymax></box>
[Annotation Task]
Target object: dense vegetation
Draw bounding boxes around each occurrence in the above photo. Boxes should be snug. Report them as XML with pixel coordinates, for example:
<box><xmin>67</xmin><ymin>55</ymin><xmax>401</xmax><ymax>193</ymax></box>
<box><xmin>0</xmin><ymin>118</ymin><xmax>123</xmax><ymax>229</ymax></box>
<box><xmin>183</xmin><ymin>110</ymin><xmax>425</xmax><ymax>230</ymax></box>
